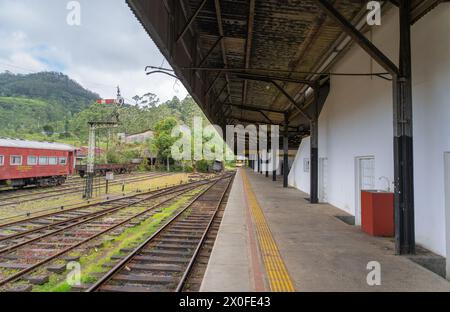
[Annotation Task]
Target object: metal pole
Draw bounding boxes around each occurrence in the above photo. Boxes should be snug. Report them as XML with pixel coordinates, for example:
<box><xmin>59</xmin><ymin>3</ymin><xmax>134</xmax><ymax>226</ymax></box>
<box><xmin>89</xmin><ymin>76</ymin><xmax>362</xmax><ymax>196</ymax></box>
<box><xmin>283</xmin><ymin>113</ymin><xmax>289</xmax><ymax>188</ymax></box>
<box><xmin>265</xmin><ymin>151</ymin><xmax>269</xmax><ymax>178</ymax></box>
<box><xmin>272</xmin><ymin>148</ymin><xmax>277</xmax><ymax>182</ymax></box>
<box><xmin>310</xmin><ymin>88</ymin><xmax>319</xmax><ymax>204</ymax></box>
<box><xmin>84</xmin><ymin>123</ymin><xmax>96</xmax><ymax>199</ymax></box>
<box><xmin>393</xmin><ymin>0</ymin><xmax>415</xmax><ymax>255</ymax></box>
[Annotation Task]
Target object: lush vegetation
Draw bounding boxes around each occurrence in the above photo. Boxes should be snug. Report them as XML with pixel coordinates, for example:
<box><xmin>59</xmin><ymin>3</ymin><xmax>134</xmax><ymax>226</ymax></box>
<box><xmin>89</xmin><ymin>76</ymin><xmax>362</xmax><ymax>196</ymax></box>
<box><xmin>0</xmin><ymin>71</ymin><xmax>207</xmax><ymax>143</ymax></box>
<box><xmin>0</xmin><ymin>71</ymin><xmax>234</xmax><ymax>171</ymax></box>
<box><xmin>0</xmin><ymin>71</ymin><xmax>99</xmax><ymax>137</ymax></box>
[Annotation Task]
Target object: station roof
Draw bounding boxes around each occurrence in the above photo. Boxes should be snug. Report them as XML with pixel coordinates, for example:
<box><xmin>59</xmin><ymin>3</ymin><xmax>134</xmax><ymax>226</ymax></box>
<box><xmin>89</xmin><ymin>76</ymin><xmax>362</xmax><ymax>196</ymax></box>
<box><xmin>127</xmin><ymin>0</ymin><xmax>444</xmax><ymax>147</ymax></box>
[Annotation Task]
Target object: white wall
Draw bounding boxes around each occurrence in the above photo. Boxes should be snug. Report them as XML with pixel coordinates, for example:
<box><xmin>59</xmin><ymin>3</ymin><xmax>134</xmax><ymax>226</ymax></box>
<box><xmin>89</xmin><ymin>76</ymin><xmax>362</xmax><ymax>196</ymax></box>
<box><xmin>410</xmin><ymin>6</ymin><xmax>450</xmax><ymax>255</ymax></box>
<box><xmin>289</xmin><ymin>137</ymin><xmax>310</xmax><ymax>192</ymax></box>
<box><xmin>288</xmin><ymin>5</ymin><xmax>450</xmax><ymax>256</ymax></box>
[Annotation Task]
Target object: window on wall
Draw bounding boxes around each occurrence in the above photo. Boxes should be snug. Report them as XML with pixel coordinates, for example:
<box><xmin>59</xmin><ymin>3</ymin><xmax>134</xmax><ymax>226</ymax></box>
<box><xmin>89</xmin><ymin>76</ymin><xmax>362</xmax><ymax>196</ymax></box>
<box><xmin>28</xmin><ymin>156</ymin><xmax>37</xmax><ymax>165</ymax></box>
<box><xmin>11</xmin><ymin>155</ymin><xmax>22</xmax><ymax>165</ymax></box>
<box><xmin>59</xmin><ymin>157</ymin><xmax>67</xmax><ymax>165</ymax></box>
<box><xmin>48</xmin><ymin>157</ymin><xmax>57</xmax><ymax>165</ymax></box>
<box><xmin>0</xmin><ymin>155</ymin><xmax>4</xmax><ymax>166</ymax></box>
<box><xmin>303</xmin><ymin>158</ymin><xmax>310</xmax><ymax>173</ymax></box>
<box><xmin>39</xmin><ymin>156</ymin><xmax>48</xmax><ymax>165</ymax></box>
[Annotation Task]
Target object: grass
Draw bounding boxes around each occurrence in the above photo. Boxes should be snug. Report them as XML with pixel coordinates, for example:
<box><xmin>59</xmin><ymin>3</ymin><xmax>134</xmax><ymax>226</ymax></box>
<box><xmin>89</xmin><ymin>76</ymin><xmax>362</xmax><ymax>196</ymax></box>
<box><xmin>31</xmin><ymin>186</ymin><xmax>204</xmax><ymax>292</ymax></box>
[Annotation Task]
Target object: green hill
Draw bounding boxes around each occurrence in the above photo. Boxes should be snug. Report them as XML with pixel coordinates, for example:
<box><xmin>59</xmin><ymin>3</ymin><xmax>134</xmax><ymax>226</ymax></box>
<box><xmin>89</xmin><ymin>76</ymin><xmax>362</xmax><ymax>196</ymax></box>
<box><xmin>0</xmin><ymin>71</ymin><xmax>208</xmax><ymax>145</ymax></box>
<box><xmin>0</xmin><ymin>71</ymin><xmax>99</xmax><ymax>137</ymax></box>
<box><xmin>0</xmin><ymin>71</ymin><xmax>99</xmax><ymax>113</ymax></box>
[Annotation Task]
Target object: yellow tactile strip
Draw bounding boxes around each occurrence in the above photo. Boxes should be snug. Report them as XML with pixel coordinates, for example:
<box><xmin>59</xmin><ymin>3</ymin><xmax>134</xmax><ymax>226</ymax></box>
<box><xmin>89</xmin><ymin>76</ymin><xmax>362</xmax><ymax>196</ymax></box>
<box><xmin>241</xmin><ymin>170</ymin><xmax>295</xmax><ymax>292</ymax></box>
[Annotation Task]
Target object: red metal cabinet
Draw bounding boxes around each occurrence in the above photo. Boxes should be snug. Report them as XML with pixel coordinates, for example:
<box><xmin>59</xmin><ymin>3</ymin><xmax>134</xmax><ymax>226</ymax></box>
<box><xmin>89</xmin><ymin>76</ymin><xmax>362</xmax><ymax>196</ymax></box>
<box><xmin>361</xmin><ymin>190</ymin><xmax>394</xmax><ymax>237</ymax></box>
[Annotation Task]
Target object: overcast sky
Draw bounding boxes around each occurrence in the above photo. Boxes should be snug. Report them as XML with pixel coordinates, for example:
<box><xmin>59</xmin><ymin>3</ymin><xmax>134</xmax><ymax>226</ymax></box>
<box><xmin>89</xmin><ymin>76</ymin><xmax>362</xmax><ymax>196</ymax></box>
<box><xmin>0</xmin><ymin>0</ymin><xmax>188</xmax><ymax>103</ymax></box>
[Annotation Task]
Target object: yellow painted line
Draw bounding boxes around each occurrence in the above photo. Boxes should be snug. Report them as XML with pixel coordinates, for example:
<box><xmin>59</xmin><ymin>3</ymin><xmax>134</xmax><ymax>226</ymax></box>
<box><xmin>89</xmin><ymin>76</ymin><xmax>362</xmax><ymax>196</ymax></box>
<box><xmin>241</xmin><ymin>170</ymin><xmax>295</xmax><ymax>292</ymax></box>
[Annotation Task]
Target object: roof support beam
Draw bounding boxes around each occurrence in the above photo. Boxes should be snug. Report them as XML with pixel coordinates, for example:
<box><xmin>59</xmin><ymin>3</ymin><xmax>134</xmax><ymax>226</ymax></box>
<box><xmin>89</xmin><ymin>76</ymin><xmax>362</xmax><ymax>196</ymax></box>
<box><xmin>214</xmin><ymin>94</ymin><xmax>230</xmax><ymax>120</ymax></box>
<box><xmin>226</xmin><ymin>116</ymin><xmax>297</xmax><ymax>131</ymax></box>
<box><xmin>204</xmin><ymin>71</ymin><xmax>222</xmax><ymax>96</ymax></box>
<box><xmin>214</xmin><ymin>82</ymin><xmax>228</xmax><ymax>102</ymax></box>
<box><xmin>242</xmin><ymin>0</ymin><xmax>256</xmax><ymax>107</ymax></box>
<box><xmin>214</xmin><ymin>0</ymin><xmax>233</xmax><ymax>104</ymax></box>
<box><xmin>176</xmin><ymin>0</ymin><xmax>208</xmax><ymax>43</ymax></box>
<box><xmin>236</xmin><ymin>73</ymin><xmax>315</xmax><ymax>86</ymax></box>
<box><xmin>196</xmin><ymin>36</ymin><xmax>223</xmax><ymax>69</ymax></box>
<box><xmin>271</xmin><ymin>81</ymin><xmax>312</xmax><ymax>121</ymax></box>
<box><xmin>316</xmin><ymin>0</ymin><xmax>399</xmax><ymax>76</ymax></box>
<box><xmin>258</xmin><ymin>110</ymin><xmax>273</xmax><ymax>124</ymax></box>
<box><xmin>225</xmin><ymin>103</ymin><xmax>285</xmax><ymax>115</ymax></box>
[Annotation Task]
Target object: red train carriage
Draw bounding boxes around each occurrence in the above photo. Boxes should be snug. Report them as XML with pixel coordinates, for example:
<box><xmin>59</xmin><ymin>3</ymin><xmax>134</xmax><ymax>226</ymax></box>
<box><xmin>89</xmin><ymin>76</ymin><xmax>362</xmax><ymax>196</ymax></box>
<box><xmin>0</xmin><ymin>139</ymin><xmax>75</xmax><ymax>188</ymax></box>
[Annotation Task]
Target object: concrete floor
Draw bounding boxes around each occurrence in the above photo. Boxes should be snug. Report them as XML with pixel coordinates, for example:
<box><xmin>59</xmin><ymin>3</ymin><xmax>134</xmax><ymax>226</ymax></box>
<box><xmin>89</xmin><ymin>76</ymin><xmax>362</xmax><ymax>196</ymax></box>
<box><xmin>200</xmin><ymin>168</ymin><xmax>450</xmax><ymax>292</ymax></box>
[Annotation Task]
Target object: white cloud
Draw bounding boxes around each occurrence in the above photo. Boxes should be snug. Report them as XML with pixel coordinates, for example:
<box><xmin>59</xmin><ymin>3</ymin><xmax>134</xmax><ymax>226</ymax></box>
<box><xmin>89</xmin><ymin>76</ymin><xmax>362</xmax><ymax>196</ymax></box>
<box><xmin>0</xmin><ymin>0</ymin><xmax>188</xmax><ymax>103</ymax></box>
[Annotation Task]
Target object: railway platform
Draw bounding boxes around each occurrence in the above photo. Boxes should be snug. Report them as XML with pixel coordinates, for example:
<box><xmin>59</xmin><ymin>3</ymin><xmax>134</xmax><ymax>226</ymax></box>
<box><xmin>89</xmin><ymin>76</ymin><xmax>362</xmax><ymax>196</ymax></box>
<box><xmin>200</xmin><ymin>168</ymin><xmax>450</xmax><ymax>292</ymax></box>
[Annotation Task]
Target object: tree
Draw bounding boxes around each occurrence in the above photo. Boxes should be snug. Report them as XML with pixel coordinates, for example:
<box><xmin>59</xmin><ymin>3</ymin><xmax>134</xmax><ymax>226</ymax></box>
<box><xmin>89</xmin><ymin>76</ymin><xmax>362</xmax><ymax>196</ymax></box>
<box><xmin>132</xmin><ymin>95</ymin><xmax>141</xmax><ymax>106</ymax></box>
<box><xmin>167</xmin><ymin>96</ymin><xmax>181</xmax><ymax>110</ymax></box>
<box><xmin>140</xmin><ymin>92</ymin><xmax>159</xmax><ymax>109</ymax></box>
<box><xmin>153</xmin><ymin>117</ymin><xmax>178</xmax><ymax>169</ymax></box>
<box><xmin>42</xmin><ymin>124</ymin><xmax>54</xmax><ymax>136</ymax></box>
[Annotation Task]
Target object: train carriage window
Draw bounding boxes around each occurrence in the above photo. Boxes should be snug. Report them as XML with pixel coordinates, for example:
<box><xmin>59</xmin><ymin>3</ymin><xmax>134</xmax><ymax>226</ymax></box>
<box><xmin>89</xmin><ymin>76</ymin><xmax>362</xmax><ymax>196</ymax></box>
<box><xmin>28</xmin><ymin>156</ymin><xmax>37</xmax><ymax>165</ymax></box>
<box><xmin>59</xmin><ymin>157</ymin><xmax>67</xmax><ymax>165</ymax></box>
<box><xmin>0</xmin><ymin>155</ymin><xmax>4</xmax><ymax>166</ymax></box>
<box><xmin>11</xmin><ymin>155</ymin><xmax>22</xmax><ymax>166</ymax></box>
<box><xmin>48</xmin><ymin>157</ymin><xmax>57</xmax><ymax>165</ymax></box>
<box><xmin>39</xmin><ymin>156</ymin><xmax>48</xmax><ymax>165</ymax></box>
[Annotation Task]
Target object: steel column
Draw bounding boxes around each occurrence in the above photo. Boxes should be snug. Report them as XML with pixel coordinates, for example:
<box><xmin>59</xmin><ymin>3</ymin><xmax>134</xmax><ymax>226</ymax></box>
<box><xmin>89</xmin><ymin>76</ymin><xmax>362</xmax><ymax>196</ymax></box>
<box><xmin>272</xmin><ymin>148</ymin><xmax>277</xmax><ymax>182</ymax></box>
<box><xmin>260</xmin><ymin>153</ymin><xmax>263</xmax><ymax>174</ymax></box>
<box><xmin>283</xmin><ymin>113</ymin><xmax>289</xmax><ymax>188</ymax></box>
<box><xmin>310</xmin><ymin>89</ymin><xmax>319</xmax><ymax>204</ymax></box>
<box><xmin>393</xmin><ymin>0</ymin><xmax>415</xmax><ymax>255</ymax></box>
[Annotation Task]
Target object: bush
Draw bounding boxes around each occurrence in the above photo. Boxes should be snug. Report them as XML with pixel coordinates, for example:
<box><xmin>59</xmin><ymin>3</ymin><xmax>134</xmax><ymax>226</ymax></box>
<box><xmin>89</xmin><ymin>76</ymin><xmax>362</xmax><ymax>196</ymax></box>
<box><xmin>196</xmin><ymin>160</ymin><xmax>210</xmax><ymax>173</ymax></box>
<box><xmin>137</xmin><ymin>158</ymin><xmax>151</xmax><ymax>171</ymax></box>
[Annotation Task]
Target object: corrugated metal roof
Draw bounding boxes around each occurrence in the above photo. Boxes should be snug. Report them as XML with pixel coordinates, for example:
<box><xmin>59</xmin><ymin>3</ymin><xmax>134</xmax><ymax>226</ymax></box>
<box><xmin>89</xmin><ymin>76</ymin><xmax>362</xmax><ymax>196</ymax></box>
<box><xmin>0</xmin><ymin>138</ymin><xmax>75</xmax><ymax>151</ymax></box>
<box><xmin>127</xmin><ymin>0</ymin><xmax>445</xmax><ymax>148</ymax></box>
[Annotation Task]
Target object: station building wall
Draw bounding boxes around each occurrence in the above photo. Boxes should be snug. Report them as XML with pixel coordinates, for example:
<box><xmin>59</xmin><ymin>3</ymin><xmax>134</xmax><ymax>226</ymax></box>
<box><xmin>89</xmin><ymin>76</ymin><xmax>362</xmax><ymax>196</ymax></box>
<box><xmin>288</xmin><ymin>5</ymin><xmax>450</xmax><ymax>257</ymax></box>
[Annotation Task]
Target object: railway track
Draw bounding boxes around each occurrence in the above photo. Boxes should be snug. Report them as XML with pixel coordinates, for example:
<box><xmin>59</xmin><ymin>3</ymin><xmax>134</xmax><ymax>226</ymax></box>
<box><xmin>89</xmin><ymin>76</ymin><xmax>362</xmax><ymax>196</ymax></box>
<box><xmin>0</xmin><ymin>172</ymin><xmax>162</xmax><ymax>198</ymax></box>
<box><xmin>85</xmin><ymin>174</ymin><xmax>234</xmax><ymax>292</ymax></box>
<box><xmin>0</xmin><ymin>175</ymin><xmax>227</xmax><ymax>291</ymax></box>
<box><xmin>0</xmin><ymin>172</ymin><xmax>174</xmax><ymax>207</ymax></box>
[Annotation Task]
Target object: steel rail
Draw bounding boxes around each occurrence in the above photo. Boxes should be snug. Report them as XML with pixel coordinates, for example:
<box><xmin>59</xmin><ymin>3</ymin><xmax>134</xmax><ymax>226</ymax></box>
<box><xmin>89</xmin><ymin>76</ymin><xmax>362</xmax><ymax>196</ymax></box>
<box><xmin>0</xmin><ymin>182</ymin><xmax>208</xmax><ymax>255</ymax></box>
<box><xmin>0</xmin><ymin>172</ymin><xmax>173</xmax><ymax>207</ymax></box>
<box><xmin>0</xmin><ymin>175</ymin><xmax>210</xmax><ymax>230</ymax></box>
<box><xmin>85</xmin><ymin>174</ymin><xmax>233</xmax><ymax>292</ymax></box>
<box><xmin>0</xmin><ymin>172</ymin><xmax>154</xmax><ymax>199</ymax></box>
<box><xmin>0</xmin><ymin>179</ymin><xmax>217</xmax><ymax>287</ymax></box>
<box><xmin>0</xmin><ymin>177</ymin><xmax>217</xmax><ymax>244</ymax></box>
<box><xmin>175</xmin><ymin>175</ymin><xmax>234</xmax><ymax>292</ymax></box>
